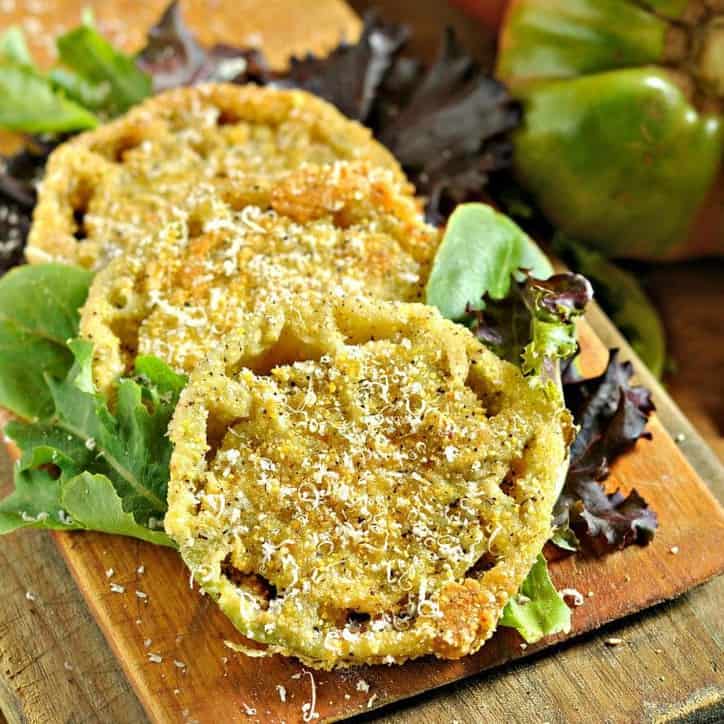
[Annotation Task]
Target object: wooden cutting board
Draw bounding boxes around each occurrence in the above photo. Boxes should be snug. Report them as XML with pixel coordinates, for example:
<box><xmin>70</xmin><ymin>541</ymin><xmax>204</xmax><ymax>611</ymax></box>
<box><xmin>2</xmin><ymin>1</ymin><xmax>724</xmax><ymax>722</ymax></box>
<box><xmin>45</xmin><ymin>319</ymin><xmax>724</xmax><ymax>724</ymax></box>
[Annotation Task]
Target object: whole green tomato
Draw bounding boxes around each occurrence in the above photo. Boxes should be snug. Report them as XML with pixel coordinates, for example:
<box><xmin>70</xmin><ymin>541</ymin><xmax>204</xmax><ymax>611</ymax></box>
<box><xmin>462</xmin><ymin>0</ymin><xmax>724</xmax><ymax>259</ymax></box>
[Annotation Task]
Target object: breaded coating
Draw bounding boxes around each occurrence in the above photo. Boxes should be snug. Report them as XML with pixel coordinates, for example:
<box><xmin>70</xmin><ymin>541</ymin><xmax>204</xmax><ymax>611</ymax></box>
<box><xmin>165</xmin><ymin>297</ymin><xmax>571</xmax><ymax>669</ymax></box>
<box><xmin>80</xmin><ymin>162</ymin><xmax>440</xmax><ymax>395</ymax></box>
<box><xmin>27</xmin><ymin>84</ymin><xmax>406</xmax><ymax>269</ymax></box>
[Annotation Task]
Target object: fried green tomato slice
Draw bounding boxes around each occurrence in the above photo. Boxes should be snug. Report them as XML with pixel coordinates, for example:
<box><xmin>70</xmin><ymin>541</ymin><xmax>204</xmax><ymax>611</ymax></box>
<box><xmin>79</xmin><ymin>161</ymin><xmax>439</xmax><ymax>396</ymax></box>
<box><xmin>27</xmin><ymin>83</ymin><xmax>406</xmax><ymax>269</ymax></box>
<box><xmin>165</xmin><ymin>297</ymin><xmax>571</xmax><ymax>669</ymax></box>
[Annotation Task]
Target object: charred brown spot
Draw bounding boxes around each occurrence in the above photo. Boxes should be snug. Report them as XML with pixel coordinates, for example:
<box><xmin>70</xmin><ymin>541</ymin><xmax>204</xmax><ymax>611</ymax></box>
<box><xmin>466</xmin><ymin>552</ymin><xmax>497</xmax><ymax>578</ymax></box>
<box><xmin>346</xmin><ymin>610</ymin><xmax>371</xmax><ymax>632</ymax></box>
<box><xmin>500</xmin><ymin>453</ymin><xmax>528</xmax><ymax>501</ymax></box>
<box><xmin>216</xmin><ymin>108</ymin><xmax>240</xmax><ymax>126</ymax></box>
<box><xmin>104</xmin><ymin>132</ymin><xmax>143</xmax><ymax>163</ymax></box>
<box><xmin>108</xmin><ymin>316</ymin><xmax>140</xmax><ymax>376</ymax></box>
<box><xmin>69</xmin><ymin>182</ymin><xmax>93</xmax><ymax>243</ymax></box>
<box><xmin>221</xmin><ymin>555</ymin><xmax>277</xmax><ymax>608</ymax></box>
<box><xmin>73</xmin><ymin>208</ymin><xmax>87</xmax><ymax>241</ymax></box>
<box><xmin>500</xmin><ymin>469</ymin><xmax>516</xmax><ymax>498</ymax></box>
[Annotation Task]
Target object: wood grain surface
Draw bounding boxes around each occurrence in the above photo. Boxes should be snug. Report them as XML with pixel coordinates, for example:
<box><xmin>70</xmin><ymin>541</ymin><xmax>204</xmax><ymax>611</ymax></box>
<box><xmin>645</xmin><ymin>260</ymin><xmax>724</xmax><ymax>461</ymax></box>
<box><xmin>1</xmin><ymin>1</ymin><xmax>723</xmax><ymax>722</ymax></box>
<box><xmin>46</xmin><ymin>319</ymin><xmax>724</xmax><ymax>724</ymax></box>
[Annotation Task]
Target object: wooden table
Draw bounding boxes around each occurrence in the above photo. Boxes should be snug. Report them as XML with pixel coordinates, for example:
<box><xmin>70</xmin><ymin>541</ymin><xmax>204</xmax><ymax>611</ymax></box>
<box><xmin>0</xmin><ymin>1</ymin><xmax>722</xmax><ymax>722</ymax></box>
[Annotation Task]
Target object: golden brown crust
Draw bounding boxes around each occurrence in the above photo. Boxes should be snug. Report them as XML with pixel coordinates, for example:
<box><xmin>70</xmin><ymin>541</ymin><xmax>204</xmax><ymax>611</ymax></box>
<box><xmin>27</xmin><ymin>84</ymin><xmax>406</xmax><ymax>269</ymax></box>
<box><xmin>165</xmin><ymin>296</ymin><xmax>570</xmax><ymax>669</ymax></box>
<box><xmin>79</xmin><ymin>161</ymin><xmax>439</xmax><ymax>395</ymax></box>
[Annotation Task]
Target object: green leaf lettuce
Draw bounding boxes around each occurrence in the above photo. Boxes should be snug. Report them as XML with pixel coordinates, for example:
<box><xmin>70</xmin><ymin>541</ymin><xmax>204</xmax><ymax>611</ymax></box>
<box><xmin>0</xmin><ymin>264</ymin><xmax>183</xmax><ymax>545</ymax></box>
<box><xmin>56</xmin><ymin>26</ymin><xmax>152</xmax><ymax>115</ymax></box>
<box><xmin>0</xmin><ymin>63</ymin><xmax>99</xmax><ymax>133</ymax></box>
<box><xmin>425</xmin><ymin>203</ymin><xmax>553</xmax><ymax>321</ymax></box>
<box><xmin>0</xmin><ymin>264</ymin><xmax>93</xmax><ymax>421</ymax></box>
<box><xmin>500</xmin><ymin>554</ymin><xmax>572</xmax><ymax>644</ymax></box>
<box><xmin>0</xmin><ymin>22</ymin><xmax>152</xmax><ymax>134</ymax></box>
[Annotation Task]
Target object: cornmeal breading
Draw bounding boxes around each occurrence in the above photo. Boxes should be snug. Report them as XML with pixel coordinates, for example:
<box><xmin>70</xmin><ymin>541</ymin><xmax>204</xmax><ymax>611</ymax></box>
<box><xmin>80</xmin><ymin>161</ymin><xmax>440</xmax><ymax>395</ymax></box>
<box><xmin>27</xmin><ymin>84</ymin><xmax>406</xmax><ymax>269</ymax></box>
<box><xmin>165</xmin><ymin>297</ymin><xmax>572</xmax><ymax>669</ymax></box>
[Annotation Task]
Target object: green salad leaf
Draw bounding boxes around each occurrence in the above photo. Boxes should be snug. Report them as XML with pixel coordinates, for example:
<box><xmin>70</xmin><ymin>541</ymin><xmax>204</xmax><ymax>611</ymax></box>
<box><xmin>500</xmin><ymin>554</ymin><xmax>571</xmax><ymax>644</ymax></box>
<box><xmin>62</xmin><ymin>473</ymin><xmax>173</xmax><ymax>546</ymax></box>
<box><xmin>0</xmin><ymin>63</ymin><xmax>99</xmax><ymax>133</ymax></box>
<box><xmin>0</xmin><ymin>467</ymin><xmax>172</xmax><ymax>546</ymax></box>
<box><xmin>48</xmin><ymin>67</ymin><xmax>114</xmax><ymax>111</ymax></box>
<box><xmin>56</xmin><ymin>26</ymin><xmax>152</xmax><ymax>115</ymax></box>
<box><xmin>0</xmin><ymin>22</ymin><xmax>152</xmax><ymax>134</ymax></box>
<box><xmin>0</xmin><ymin>26</ymin><xmax>34</xmax><ymax>66</ymax></box>
<box><xmin>4</xmin><ymin>340</ymin><xmax>185</xmax><ymax>529</ymax></box>
<box><xmin>0</xmin><ymin>467</ymin><xmax>74</xmax><ymax>533</ymax></box>
<box><xmin>0</xmin><ymin>264</ymin><xmax>94</xmax><ymax>421</ymax></box>
<box><xmin>519</xmin><ymin>274</ymin><xmax>593</xmax><ymax>377</ymax></box>
<box><xmin>426</xmin><ymin>205</ymin><xmax>591</xmax><ymax>379</ymax></box>
<box><xmin>425</xmin><ymin>203</ymin><xmax>552</xmax><ymax>321</ymax></box>
<box><xmin>0</xmin><ymin>264</ymin><xmax>183</xmax><ymax>545</ymax></box>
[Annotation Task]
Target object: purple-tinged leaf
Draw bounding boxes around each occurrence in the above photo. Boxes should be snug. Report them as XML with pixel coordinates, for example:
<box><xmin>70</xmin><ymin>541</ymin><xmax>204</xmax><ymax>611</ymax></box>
<box><xmin>137</xmin><ymin>1</ymin><xmax>270</xmax><ymax>91</ymax></box>
<box><xmin>375</xmin><ymin>28</ymin><xmax>520</xmax><ymax>222</ymax></box>
<box><xmin>0</xmin><ymin>137</ymin><xmax>59</xmax><ymax>274</ymax></box>
<box><xmin>555</xmin><ymin>350</ymin><xmax>657</xmax><ymax>552</ymax></box>
<box><xmin>280</xmin><ymin>11</ymin><xmax>408</xmax><ymax>122</ymax></box>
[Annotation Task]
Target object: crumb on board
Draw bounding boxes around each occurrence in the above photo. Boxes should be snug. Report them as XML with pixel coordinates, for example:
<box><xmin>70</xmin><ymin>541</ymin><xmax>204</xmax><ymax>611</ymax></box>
<box><xmin>276</xmin><ymin>685</ymin><xmax>287</xmax><ymax>703</ymax></box>
<box><xmin>110</xmin><ymin>583</ymin><xmax>125</xmax><ymax>594</ymax></box>
<box><xmin>560</xmin><ymin>588</ymin><xmax>585</xmax><ymax>607</ymax></box>
<box><xmin>25</xmin><ymin>591</ymin><xmax>35</xmax><ymax>602</ymax></box>
<box><xmin>301</xmin><ymin>670</ymin><xmax>319</xmax><ymax>722</ymax></box>
<box><xmin>670</xmin><ymin>545</ymin><xmax>680</xmax><ymax>555</ymax></box>
<box><xmin>605</xmin><ymin>637</ymin><xmax>624</xmax><ymax>647</ymax></box>
<box><xmin>147</xmin><ymin>652</ymin><xmax>163</xmax><ymax>664</ymax></box>
<box><xmin>105</xmin><ymin>568</ymin><xmax>115</xmax><ymax>578</ymax></box>
<box><xmin>355</xmin><ymin>679</ymin><xmax>370</xmax><ymax>693</ymax></box>
<box><xmin>241</xmin><ymin>702</ymin><xmax>257</xmax><ymax>716</ymax></box>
